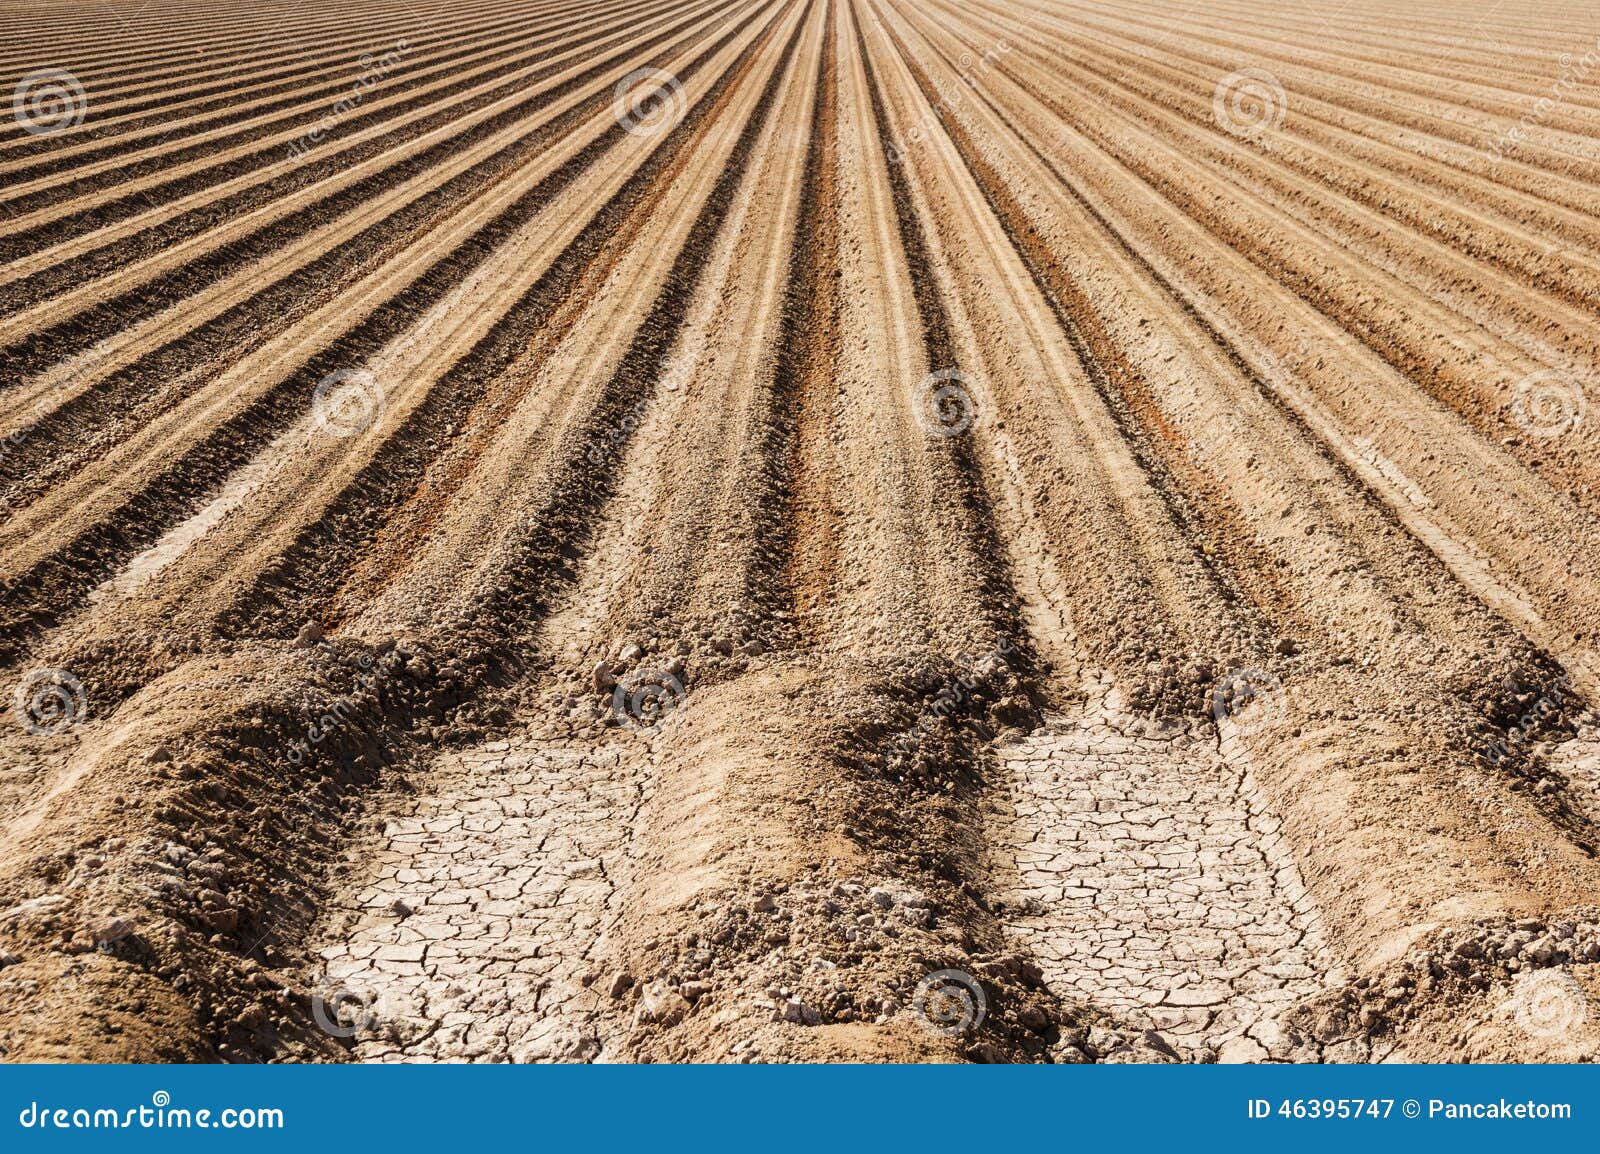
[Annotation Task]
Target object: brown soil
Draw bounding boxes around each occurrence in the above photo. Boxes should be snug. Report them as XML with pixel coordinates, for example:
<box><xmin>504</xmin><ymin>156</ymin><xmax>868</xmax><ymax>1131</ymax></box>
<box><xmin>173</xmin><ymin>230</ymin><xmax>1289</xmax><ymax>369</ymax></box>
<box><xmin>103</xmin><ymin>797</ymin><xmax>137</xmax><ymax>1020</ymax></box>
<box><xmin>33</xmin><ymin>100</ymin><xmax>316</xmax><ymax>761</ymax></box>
<box><xmin>1</xmin><ymin>0</ymin><xmax>1598</xmax><ymax>1064</ymax></box>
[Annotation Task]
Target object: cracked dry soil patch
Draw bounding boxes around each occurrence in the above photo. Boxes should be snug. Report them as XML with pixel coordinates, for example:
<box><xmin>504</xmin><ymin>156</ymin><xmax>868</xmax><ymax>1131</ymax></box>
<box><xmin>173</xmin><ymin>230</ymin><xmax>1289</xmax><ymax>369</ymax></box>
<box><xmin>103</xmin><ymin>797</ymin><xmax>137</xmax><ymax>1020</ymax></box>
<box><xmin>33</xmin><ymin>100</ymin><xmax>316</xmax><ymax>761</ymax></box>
<box><xmin>310</xmin><ymin>732</ymin><xmax>652</xmax><ymax>1062</ymax></box>
<box><xmin>995</xmin><ymin>678</ymin><xmax>1338</xmax><ymax>1060</ymax></box>
<box><xmin>8</xmin><ymin>0</ymin><xmax>1600</xmax><ymax>1066</ymax></box>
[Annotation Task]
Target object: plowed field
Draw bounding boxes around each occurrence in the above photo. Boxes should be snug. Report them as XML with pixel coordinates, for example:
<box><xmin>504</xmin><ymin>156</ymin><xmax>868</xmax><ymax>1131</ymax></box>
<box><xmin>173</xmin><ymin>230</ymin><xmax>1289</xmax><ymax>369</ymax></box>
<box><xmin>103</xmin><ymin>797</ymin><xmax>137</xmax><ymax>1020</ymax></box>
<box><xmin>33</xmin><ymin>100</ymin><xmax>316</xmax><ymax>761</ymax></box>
<box><xmin>2</xmin><ymin>0</ymin><xmax>1599</xmax><ymax>1064</ymax></box>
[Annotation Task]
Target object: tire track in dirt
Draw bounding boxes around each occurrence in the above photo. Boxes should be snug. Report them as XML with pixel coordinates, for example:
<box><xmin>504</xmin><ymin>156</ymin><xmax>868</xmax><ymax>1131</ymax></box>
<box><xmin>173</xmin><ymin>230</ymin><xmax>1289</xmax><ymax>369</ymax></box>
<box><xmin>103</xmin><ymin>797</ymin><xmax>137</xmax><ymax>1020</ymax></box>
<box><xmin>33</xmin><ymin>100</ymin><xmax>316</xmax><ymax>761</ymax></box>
<box><xmin>4</xmin><ymin>0</ymin><xmax>1600</xmax><ymax>1067</ymax></box>
<box><xmin>864</xmin><ymin>0</ymin><xmax>1344</xmax><ymax>1059</ymax></box>
<box><xmin>0</xmin><ymin>3</ymin><xmax>779</xmax><ymax>671</ymax></box>
<box><xmin>302</xmin><ymin>0</ymin><xmax>816</xmax><ymax>1064</ymax></box>
<box><xmin>0</xmin><ymin>0</ymin><xmax>679</xmax><ymax>291</ymax></box>
<box><xmin>0</xmin><ymin>0</ymin><xmax>729</xmax><ymax>412</ymax></box>
<box><xmin>0</xmin><ymin>2</ymin><xmax>785</xmax><ymax>690</ymax></box>
<box><xmin>876</xmin><ymin>0</ymin><xmax>1600</xmax><ymax>1044</ymax></box>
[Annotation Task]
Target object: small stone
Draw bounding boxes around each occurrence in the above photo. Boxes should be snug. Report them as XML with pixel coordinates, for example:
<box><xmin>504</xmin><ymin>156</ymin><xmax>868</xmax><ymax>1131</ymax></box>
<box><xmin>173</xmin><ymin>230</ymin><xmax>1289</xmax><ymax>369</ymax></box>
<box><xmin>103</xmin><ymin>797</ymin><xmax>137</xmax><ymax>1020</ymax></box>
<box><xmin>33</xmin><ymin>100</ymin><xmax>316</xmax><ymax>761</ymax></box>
<box><xmin>635</xmin><ymin>982</ymin><xmax>691</xmax><ymax>1026</ymax></box>
<box><xmin>1017</xmin><ymin>1003</ymin><xmax>1051</xmax><ymax>1033</ymax></box>
<box><xmin>618</xmin><ymin>643</ymin><xmax>644</xmax><ymax>663</ymax></box>
<box><xmin>88</xmin><ymin>916</ymin><xmax>134</xmax><ymax>946</ymax></box>
<box><xmin>1522</xmin><ymin>936</ymin><xmax>1561</xmax><ymax>964</ymax></box>
<box><xmin>780</xmin><ymin>998</ymin><xmax>821</xmax><ymax>1026</ymax></box>
<box><xmin>1322</xmin><ymin>1038</ymin><xmax>1371</xmax><ymax>1064</ymax></box>
<box><xmin>605</xmin><ymin>971</ymin><xmax>634</xmax><ymax>998</ymax></box>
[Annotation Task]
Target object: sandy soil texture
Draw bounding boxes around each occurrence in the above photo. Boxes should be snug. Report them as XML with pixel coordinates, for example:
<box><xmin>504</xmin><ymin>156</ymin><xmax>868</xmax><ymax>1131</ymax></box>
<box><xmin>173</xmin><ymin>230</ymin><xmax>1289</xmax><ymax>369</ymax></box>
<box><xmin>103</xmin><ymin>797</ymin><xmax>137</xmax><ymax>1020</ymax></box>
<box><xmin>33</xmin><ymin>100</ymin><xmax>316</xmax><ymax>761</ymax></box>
<box><xmin>1</xmin><ymin>0</ymin><xmax>1599</xmax><ymax>1064</ymax></box>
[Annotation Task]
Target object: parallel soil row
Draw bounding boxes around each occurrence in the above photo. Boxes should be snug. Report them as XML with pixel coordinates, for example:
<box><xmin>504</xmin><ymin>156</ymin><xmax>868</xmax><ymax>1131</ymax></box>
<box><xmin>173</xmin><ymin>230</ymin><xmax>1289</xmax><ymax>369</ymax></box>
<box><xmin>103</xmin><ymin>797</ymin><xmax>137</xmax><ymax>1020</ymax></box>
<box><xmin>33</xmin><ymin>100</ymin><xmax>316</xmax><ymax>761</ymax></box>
<box><xmin>1</xmin><ymin>0</ymin><xmax>1597</xmax><ymax>1064</ymax></box>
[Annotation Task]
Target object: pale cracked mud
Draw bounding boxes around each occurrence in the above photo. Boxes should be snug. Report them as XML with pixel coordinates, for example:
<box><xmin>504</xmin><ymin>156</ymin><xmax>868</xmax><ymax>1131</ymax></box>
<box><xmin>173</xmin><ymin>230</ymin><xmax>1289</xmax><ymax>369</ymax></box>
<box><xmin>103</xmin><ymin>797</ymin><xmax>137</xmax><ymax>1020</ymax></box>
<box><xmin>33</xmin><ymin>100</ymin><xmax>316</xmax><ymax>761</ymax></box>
<box><xmin>314</xmin><ymin>736</ymin><xmax>650</xmax><ymax>1062</ymax></box>
<box><xmin>997</xmin><ymin>680</ymin><xmax>1335</xmax><ymax>1059</ymax></box>
<box><xmin>3</xmin><ymin>0</ymin><xmax>1600</xmax><ymax>1066</ymax></box>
